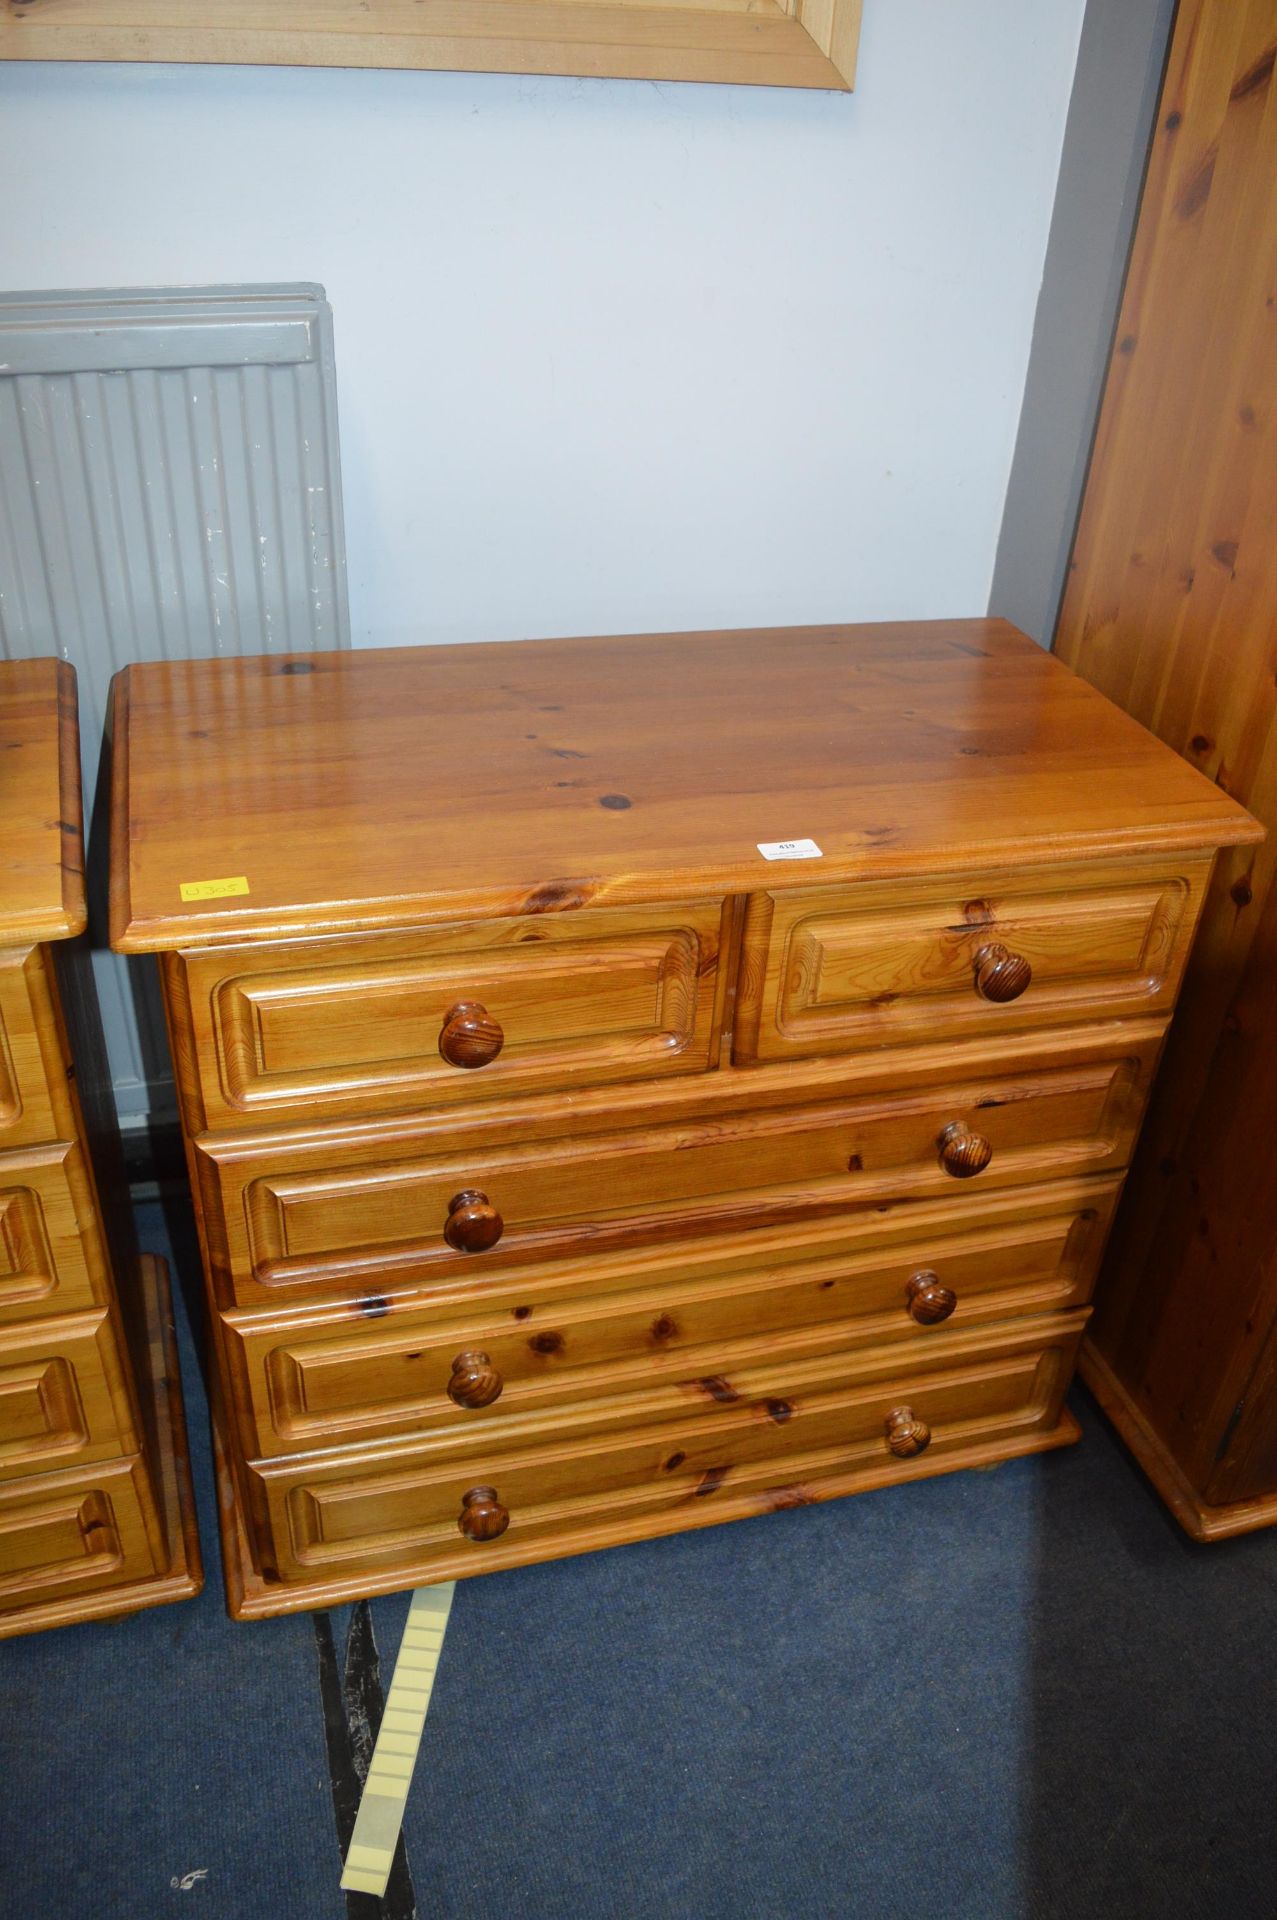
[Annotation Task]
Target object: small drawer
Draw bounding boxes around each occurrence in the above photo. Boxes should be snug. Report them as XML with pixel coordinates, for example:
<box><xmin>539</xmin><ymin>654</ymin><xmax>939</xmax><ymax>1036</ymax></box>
<box><xmin>222</xmin><ymin>1176</ymin><xmax>1119</xmax><ymax>1457</ymax></box>
<box><xmin>0</xmin><ymin>1453</ymin><xmax>162</xmax><ymax>1618</ymax></box>
<box><xmin>0</xmin><ymin>1310</ymin><xmax>140</xmax><ymax>1475</ymax></box>
<box><xmin>0</xmin><ymin>947</ymin><xmax>67</xmax><ymax>1149</ymax></box>
<box><xmin>195</xmin><ymin>1026</ymin><xmax>1160</xmax><ymax>1307</ymax></box>
<box><xmin>168</xmin><ymin>898</ymin><xmax>731</xmax><ymax>1132</ymax></box>
<box><xmin>734</xmin><ymin>857</ymin><xmax>1211</xmax><ymax>1065</ymax></box>
<box><xmin>245</xmin><ymin>1316</ymin><xmax>1085</xmax><ymax>1590</ymax></box>
<box><xmin>0</xmin><ymin>1142</ymin><xmax>108</xmax><ymax>1325</ymax></box>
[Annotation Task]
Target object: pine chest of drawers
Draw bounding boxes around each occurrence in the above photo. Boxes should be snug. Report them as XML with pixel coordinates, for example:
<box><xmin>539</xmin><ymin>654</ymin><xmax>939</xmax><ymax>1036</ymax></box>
<box><xmin>108</xmin><ymin>621</ymin><xmax>1260</xmax><ymax>1618</ymax></box>
<box><xmin>0</xmin><ymin>658</ymin><xmax>201</xmax><ymax>1635</ymax></box>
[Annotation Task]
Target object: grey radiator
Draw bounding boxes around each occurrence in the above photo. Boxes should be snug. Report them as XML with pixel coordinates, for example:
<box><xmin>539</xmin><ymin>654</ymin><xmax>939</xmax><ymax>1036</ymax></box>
<box><xmin>0</xmin><ymin>283</ymin><xmax>350</xmax><ymax>1126</ymax></box>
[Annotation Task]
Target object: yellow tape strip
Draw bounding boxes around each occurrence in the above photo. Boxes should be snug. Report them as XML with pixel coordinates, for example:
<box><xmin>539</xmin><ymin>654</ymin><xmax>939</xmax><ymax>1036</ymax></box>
<box><xmin>339</xmin><ymin>1582</ymin><xmax>455</xmax><ymax>1898</ymax></box>
<box><xmin>178</xmin><ymin>875</ymin><xmax>249</xmax><ymax>901</ymax></box>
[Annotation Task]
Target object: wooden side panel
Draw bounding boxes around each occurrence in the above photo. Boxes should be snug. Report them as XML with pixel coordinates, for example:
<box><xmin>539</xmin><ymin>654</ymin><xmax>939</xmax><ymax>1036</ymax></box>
<box><xmin>1213</xmin><ymin>1304</ymin><xmax>1277</xmax><ymax>1506</ymax></box>
<box><xmin>1054</xmin><ymin>0</ymin><xmax>1277</xmax><ymax>1524</ymax></box>
<box><xmin>1117</xmin><ymin>920</ymin><xmax>1277</xmax><ymax>1501</ymax></box>
<box><xmin>735</xmin><ymin>858</ymin><xmax>1210</xmax><ymax>1064</ymax></box>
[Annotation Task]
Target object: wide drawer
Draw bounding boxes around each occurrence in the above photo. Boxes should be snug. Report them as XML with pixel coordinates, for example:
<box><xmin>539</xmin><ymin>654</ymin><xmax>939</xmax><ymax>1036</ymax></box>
<box><xmin>195</xmin><ymin>1025</ymin><xmax>1160</xmax><ymax>1307</ymax></box>
<box><xmin>245</xmin><ymin>1316</ymin><xmax>1085</xmax><ymax>1589</ymax></box>
<box><xmin>0</xmin><ymin>1310</ymin><xmax>139</xmax><ymax>1475</ymax></box>
<box><xmin>167</xmin><ymin>898</ymin><xmax>731</xmax><ymax>1133</ymax></box>
<box><xmin>0</xmin><ymin>1141</ymin><xmax>107</xmax><ymax>1326</ymax></box>
<box><xmin>734</xmin><ymin>857</ymin><xmax>1210</xmax><ymax>1064</ymax></box>
<box><xmin>0</xmin><ymin>1452</ymin><xmax>162</xmax><ymax>1616</ymax></box>
<box><xmin>223</xmin><ymin>1176</ymin><xmax>1120</xmax><ymax>1457</ymax></box>
<box><xmin>0</xmin><ymin>946</ymin><xmax>66</xmax><ymax>1149</ymax></box>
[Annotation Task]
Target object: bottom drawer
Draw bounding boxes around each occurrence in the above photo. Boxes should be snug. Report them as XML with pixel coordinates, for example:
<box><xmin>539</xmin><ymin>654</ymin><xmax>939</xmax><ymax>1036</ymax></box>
<box><xmin>246</xmin><ymin>1314</ymin><xmax>1085</xmax><ymax>1592</ymax></box>
<box><xmin>0</xmin><ymin>1453</ymin><xmax>163</xmax><ymax>1616</ymax></box>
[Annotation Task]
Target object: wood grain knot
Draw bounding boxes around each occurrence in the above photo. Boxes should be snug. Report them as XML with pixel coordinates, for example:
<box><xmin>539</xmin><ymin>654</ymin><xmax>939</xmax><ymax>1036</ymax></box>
<box><xmin>694</xmin><ymin>1466</ymin><xmax>731</xmax><ymax>1497</ymax></box>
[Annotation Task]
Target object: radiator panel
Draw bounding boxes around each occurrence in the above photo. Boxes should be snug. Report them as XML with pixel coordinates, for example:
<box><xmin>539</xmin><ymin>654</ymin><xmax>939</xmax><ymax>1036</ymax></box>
<box><xmin>0</xmin><ymin>284</ymin><xmax>350</xmax><ymax>1124</ymax></box>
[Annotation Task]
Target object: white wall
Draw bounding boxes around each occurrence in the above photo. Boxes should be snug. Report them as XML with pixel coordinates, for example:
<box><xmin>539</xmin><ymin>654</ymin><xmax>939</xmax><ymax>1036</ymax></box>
<box><xmin>1</xmin><ymin>1</ymin><xmax>1085</xmax><ymax>649</ymax></box>
<box><xmin>991</xmin><ymin>0</ymin><xmax>1174</xmax><ymax>645</ymax></box>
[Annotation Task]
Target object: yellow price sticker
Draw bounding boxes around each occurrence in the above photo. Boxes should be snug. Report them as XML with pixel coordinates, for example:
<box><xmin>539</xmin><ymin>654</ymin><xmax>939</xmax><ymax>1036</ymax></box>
<box><xmin>179</xmin><ymin>876</ymin><xmax>250</xmax><ymax>902</ymax></box>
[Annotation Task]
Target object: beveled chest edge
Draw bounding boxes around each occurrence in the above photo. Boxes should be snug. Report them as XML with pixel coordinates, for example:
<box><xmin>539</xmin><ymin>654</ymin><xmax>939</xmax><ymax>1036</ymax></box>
<box><xmin>1</xmin><ymin>660</ymin><xmax>86</xmax><ymax>946</ymax></box>
<box><xmin>106</xmin><ymin>632</ymin><xmax>1263</xmax><ymax>955</ymax></box>
<box><xmin>112</xmin><ymin>819</ymin><xmax>1263</xmax><ymax>956</ymax></box>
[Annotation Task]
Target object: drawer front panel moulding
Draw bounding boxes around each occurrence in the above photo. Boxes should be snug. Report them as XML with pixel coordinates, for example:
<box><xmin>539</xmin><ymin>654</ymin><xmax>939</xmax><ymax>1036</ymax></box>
<box><xmin>252</xmin><ymin>1322</ymin><xmax>1084</xmax><ymax>1592</ymax></box>
<box><xmin>736</xmin><ymin>857</ymin><xmax>1211</xmax><ymax>1064</ymax></box>
<box><xmin>173</xmin><ymin>900</ymin><xmax>731</xmax><ymax>1131</ymax></box>
<box><xmin>194</xmin><ymin>1027</ymin><xmax>1160</xmax><ymax>1303</ymax></box>
<box><xmin>224</xmin><ymin>1178</ymin><xmax>1118</xmax><ymax>1458</ymax></box>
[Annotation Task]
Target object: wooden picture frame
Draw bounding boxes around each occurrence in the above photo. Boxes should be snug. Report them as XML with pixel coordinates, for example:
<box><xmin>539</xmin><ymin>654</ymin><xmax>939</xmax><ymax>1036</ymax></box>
<box><xmin>0</xmin><ymin>0</ymin><xmax>862</xmax><ymax>90</ymax></box>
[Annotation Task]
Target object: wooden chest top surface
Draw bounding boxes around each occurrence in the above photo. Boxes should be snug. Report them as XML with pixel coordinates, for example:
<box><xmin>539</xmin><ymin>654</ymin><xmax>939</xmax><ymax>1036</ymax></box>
<box><xmin>109</xmin><ymin>620</ymin><xmax>1260</xmax><ymax>953</ymax></box>
<box><xmin>0</xmin><ymin>658</ymin><xmax>84</xmax><ymax>945</ymax></box>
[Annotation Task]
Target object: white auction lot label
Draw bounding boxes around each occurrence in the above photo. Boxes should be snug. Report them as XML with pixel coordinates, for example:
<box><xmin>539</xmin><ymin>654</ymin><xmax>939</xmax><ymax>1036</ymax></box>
<box><xmin>757</xmin><ymin>838</ymin><xmax>823</xmax><ymax>861</ymax></box>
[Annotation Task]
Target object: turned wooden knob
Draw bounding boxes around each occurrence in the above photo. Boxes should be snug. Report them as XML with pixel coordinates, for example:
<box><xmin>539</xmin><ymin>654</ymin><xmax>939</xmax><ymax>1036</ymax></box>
<box><xmin>447</xmin><ymin>1350</ymin><xmax>504</xmax><ymax>1408</ymax></box>
<box><xmin>885</xmin><ymin>1406</ymin><xmax>932</xmax><ymax>1457</ymax></box>
<box><xmin>457</xmin><ymin>1485</ymin><xmax>509</xmax><ymax>1541</ymax></box>
<box><xmin>938</xmin><ymin>1121</ymin><xmax>993</xmax><ymax>1179</ymax></box>
<box><xmin>973</xmin><ymin>942</ymin><xmax>1032</xmax><ymax>1003</ymax></box>
<box><xmin>439</xmin><ymin>1001</ymin><xmax>505</xmax><ymax>1069</ymax></box>
<box><xmin>906</xmin><ymin>1271</ymin><xmax>957</xmax><ymax>1325</ymax></box>
<box><xmin>443</xmin><ymin>1189</ymin><xmax>504</xmax><ymax>1253</ymax></box>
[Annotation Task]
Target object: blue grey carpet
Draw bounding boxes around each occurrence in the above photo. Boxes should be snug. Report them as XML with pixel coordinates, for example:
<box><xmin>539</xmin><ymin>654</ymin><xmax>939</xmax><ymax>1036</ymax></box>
<box><xmin>3</xmin><ymin>1195</ymin><xmax>1277</xmax><ymax>1919</ymax></box>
